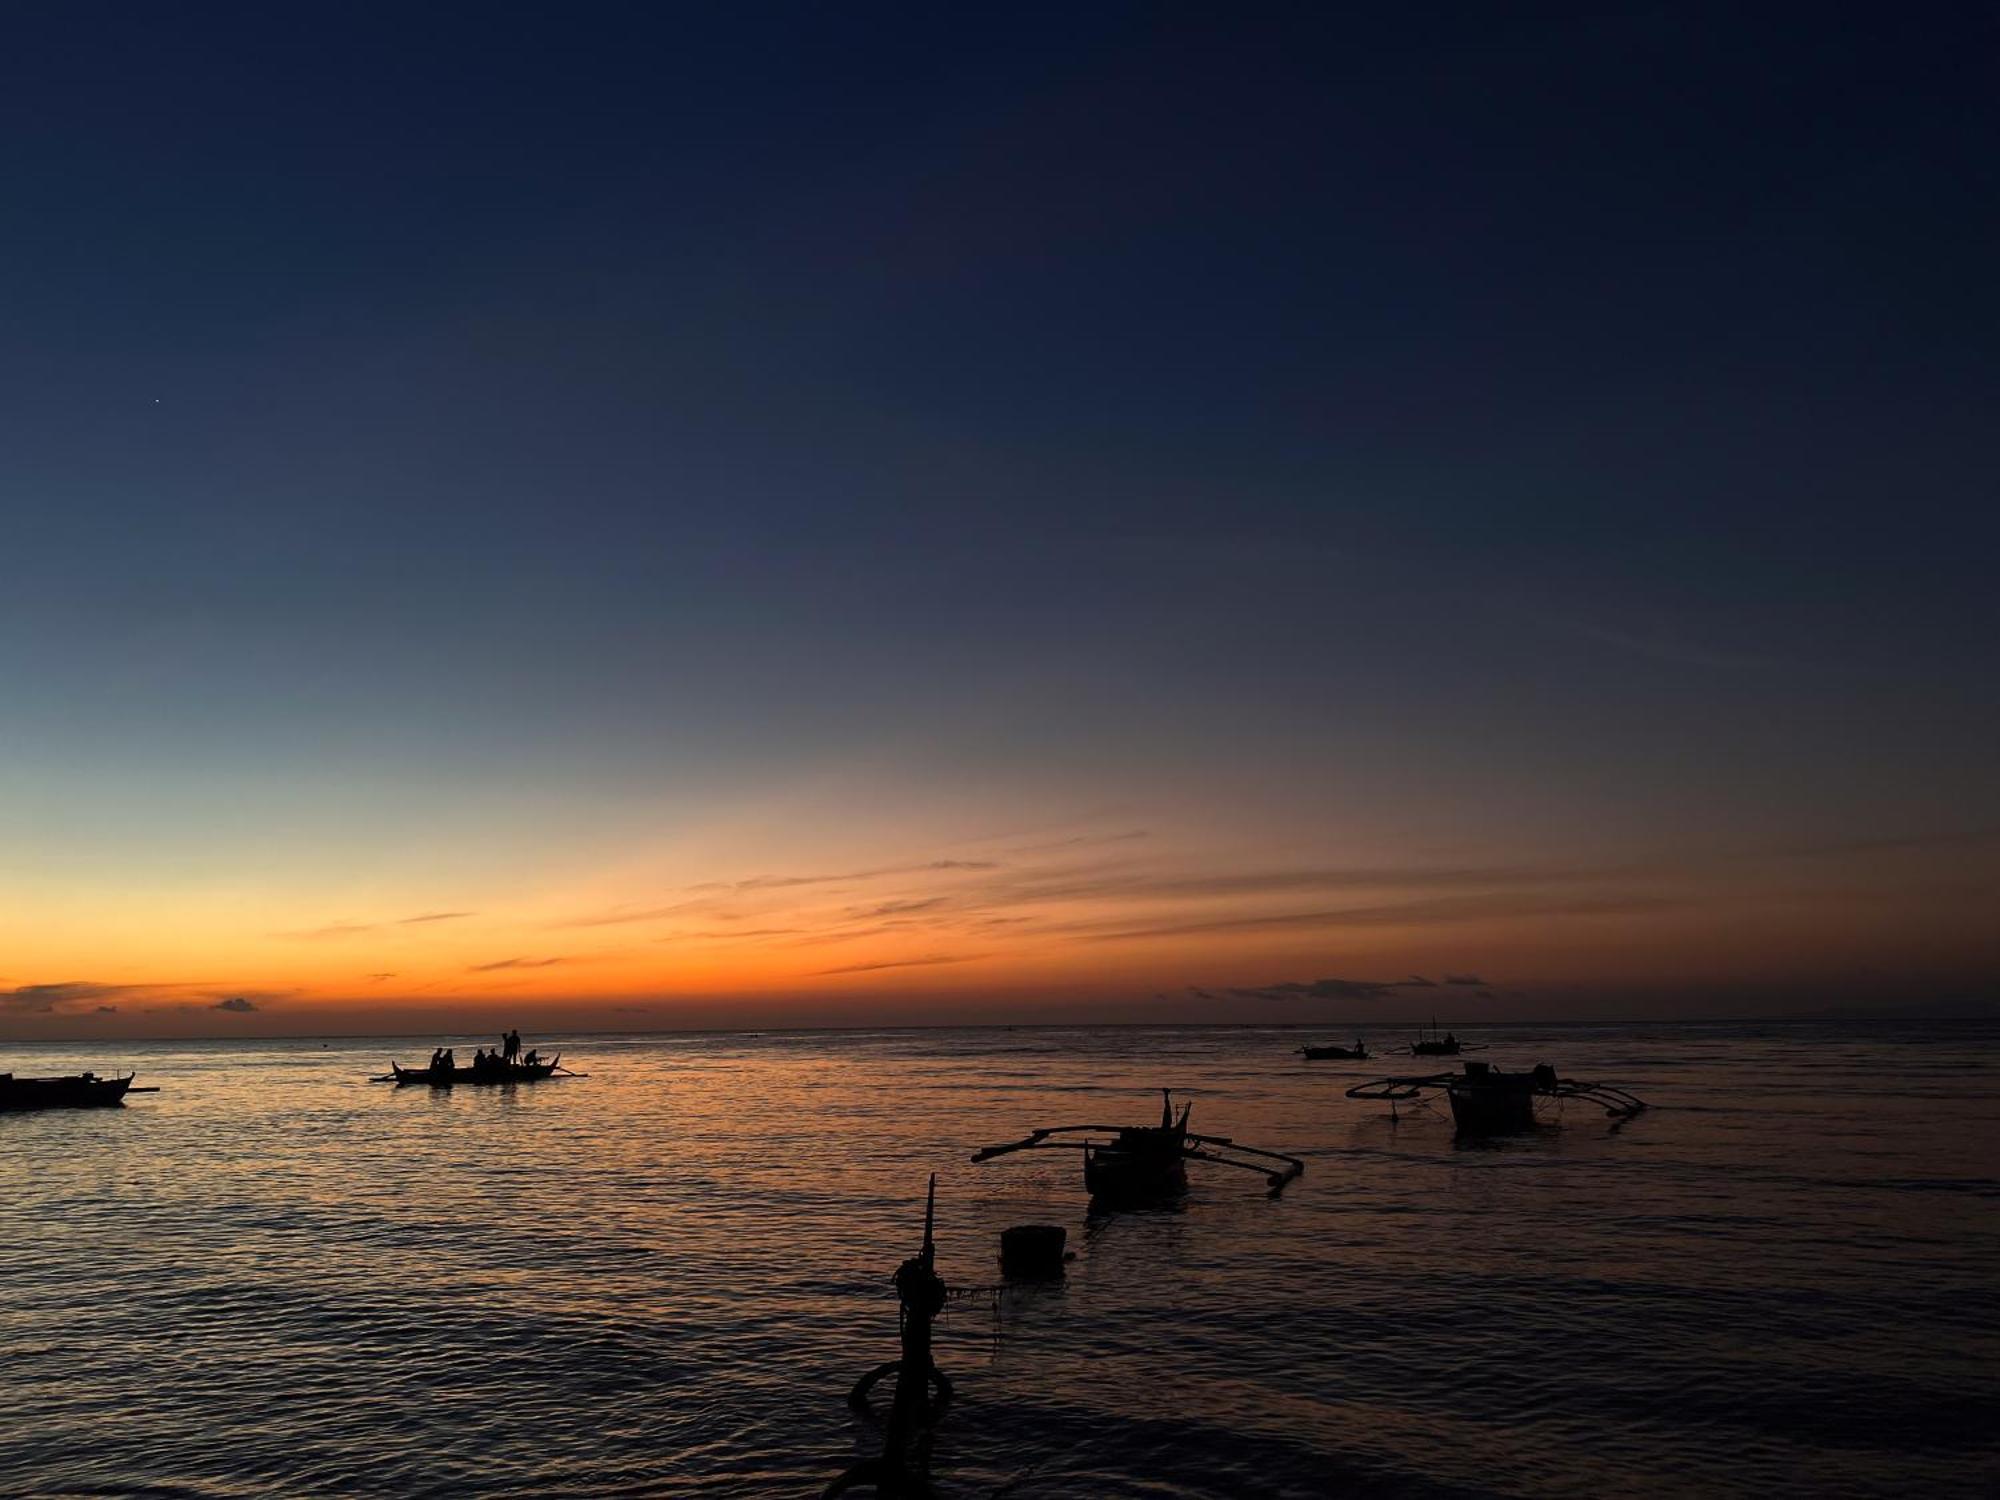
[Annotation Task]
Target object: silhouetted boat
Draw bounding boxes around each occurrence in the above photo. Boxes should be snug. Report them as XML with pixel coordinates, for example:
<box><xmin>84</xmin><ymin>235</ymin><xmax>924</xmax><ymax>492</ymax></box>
<box><xmin>387</xmin><ymin>1056</ymin><xmax>565</xmax><ymax>1087</ymax></box>
<box><xmin>1345</xmin><ymin>1060</ymin><xmax>1647</xmax><ymax>1135</ymax></box>
<box><xmin>1405</xmin><ymin>1020</ymin><xmax>1483</xmax><ymax>1056</ymax></box>
<box><xmin>0</xmin><ymin>1072</ymin><xmax>147</xmax><ymax>1111</ymax></box>
<box><xmin>1083</xmin><ymin>1105</ymin><xmax>1192</xmax><ymax>1200</ymax></box>
<box><xmin>973</xmin><ymin>1089</ymin><xmax>1304</xmax><ymax>1203</ymax></box>
<box><xmin>1298</xmin><ymin>1042</ymin><xmax>1368</xmax><ymax>1060</ymax></box>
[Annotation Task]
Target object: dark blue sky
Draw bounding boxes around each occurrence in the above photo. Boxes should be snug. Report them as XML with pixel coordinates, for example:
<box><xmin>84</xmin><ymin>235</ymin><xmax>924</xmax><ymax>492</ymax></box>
<box><xmin>2</xmin><ymin>4</ymin><xmax>1995</xmax><ymax>1023</ymax></box>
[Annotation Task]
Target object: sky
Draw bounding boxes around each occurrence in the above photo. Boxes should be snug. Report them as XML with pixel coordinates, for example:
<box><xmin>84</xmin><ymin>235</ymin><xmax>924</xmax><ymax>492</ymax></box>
<box><xmin>2</xmin><ymin>3</ymin><xmax>1996</xmax><ymax>1038</ymax></box>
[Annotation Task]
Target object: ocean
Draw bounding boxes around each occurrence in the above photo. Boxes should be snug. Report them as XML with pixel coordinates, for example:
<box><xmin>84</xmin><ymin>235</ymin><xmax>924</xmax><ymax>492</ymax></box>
<box><xmin>2</xmin><ymin>1022</ymin><xmax>1996</xmax><ymax>1497</ymax></box>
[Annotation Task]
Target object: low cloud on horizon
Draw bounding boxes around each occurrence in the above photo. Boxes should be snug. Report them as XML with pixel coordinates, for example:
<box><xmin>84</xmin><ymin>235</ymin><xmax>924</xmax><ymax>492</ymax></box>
<box><xmin>0</xmin><ymin>985</ymin><xmax>300</xmax><ymax>1020</ymax></box>
<box><xmin>3</xmin><ymin>980</ymin><xmax>135</xmax><ymax>1015</ymax></box>
<box><xmin>1205</xmin><ymin>973</ymin><xmax>1500</xmax><ymax>1004</ymax></box>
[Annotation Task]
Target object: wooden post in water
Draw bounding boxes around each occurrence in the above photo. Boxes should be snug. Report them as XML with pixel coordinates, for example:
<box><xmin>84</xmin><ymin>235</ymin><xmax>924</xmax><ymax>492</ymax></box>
<box><xmin>824</xmin><ymin>1174</ymin><xmax>954</xmax><ymax>1499</ymax></box>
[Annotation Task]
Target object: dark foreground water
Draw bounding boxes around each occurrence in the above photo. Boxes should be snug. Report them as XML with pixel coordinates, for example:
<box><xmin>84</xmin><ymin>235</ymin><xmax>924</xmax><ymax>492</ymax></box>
<box><xmin>2</xmin><ymin>1022</ymin><xmax>1997</xmax><ymax>1498</ymax></box>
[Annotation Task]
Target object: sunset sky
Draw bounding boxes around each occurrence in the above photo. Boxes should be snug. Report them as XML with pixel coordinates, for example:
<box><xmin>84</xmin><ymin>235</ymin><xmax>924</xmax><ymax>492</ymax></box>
<box><xmin>3</xmin><ymin>4</ymin><xmax>1995</xmax><ymax>1037</ymax></box>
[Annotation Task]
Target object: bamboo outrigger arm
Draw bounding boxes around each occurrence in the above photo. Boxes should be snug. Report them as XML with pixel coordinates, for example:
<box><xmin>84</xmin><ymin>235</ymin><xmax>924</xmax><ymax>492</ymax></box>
<box><xmin>1185</xmin><ymin>1131</ymin><xmax>1303</xmax><ymax>1167</ymax></box>
<box><xmin>971</xmin><ymin>1123</ymin><xmax>1304</xmax><ymax>1192</ymax></box>
<box><xmin>1344</xmin><ymin>1073</ymin><xmax>1453</xmax><ymax>1101</ymax></box>
<box><xmin>1553</xmin><ymin>1081</ymin><xmax>1648</xmax><ymax>1117</ymax></box>
<box><xmin>1182</xmin><ymin>1141</ymin><xmax>1305</xmax><ymax>1191</ymax></box>
<box><xmin>970</xmin><ymin>1125</ymin><xmax>1131</xmax><ymax>1161</ymax></box>
<box><xmin>1345</xmin><ymin>1070</ymin><xmax>1649</xmax><ymax>1118</ymax></box>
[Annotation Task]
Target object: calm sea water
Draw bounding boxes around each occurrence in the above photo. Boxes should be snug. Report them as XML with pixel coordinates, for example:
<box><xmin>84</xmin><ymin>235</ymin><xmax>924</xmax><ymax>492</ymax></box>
<box><xmin>2</xmin><ymin>1022</ymin><xmax>1996</xmax><ymax>1498</ymax></box>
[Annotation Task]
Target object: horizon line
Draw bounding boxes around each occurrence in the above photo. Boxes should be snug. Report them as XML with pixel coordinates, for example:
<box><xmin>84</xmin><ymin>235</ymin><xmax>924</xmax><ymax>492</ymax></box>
<box><xmin>6</xmin><ymin>1012</ymin><xmax>1993</xmax><ymax>1048</ymax></box>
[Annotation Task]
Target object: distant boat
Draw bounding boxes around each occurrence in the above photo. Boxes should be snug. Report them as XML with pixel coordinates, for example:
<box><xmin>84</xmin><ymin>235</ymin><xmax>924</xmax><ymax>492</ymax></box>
<box><xmin>387</xmin><ymin>1056</ymin><xmax>566</xmax><ymax>1088</ymax></box>
<box><xmin>1298</xmin><ymin>1042</ymin><xmax>1368</xmax><ymax>1060</ymax></box>
<box><xmin>1345</xmin><ymin>1060</ymin><xmax>1647</xmax><ymax>1135</ymax></box>
<box><xmin>0</xmin><ymin>1072</ymin><xmax>145</xmax><ymax>1111</ymax></box>
<box><xmin>1407</xmin><ymin>1020</ymin><xmax>1481</xmax><ymax>1057</ymax></box>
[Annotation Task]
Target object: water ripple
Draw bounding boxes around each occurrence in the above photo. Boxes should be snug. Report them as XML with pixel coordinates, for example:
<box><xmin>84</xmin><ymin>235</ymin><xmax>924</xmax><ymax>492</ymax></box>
<box><xmin>2</xmin><ymin>1022</ymin><xmax>1997</xmax><ymax>1496</ymax></box>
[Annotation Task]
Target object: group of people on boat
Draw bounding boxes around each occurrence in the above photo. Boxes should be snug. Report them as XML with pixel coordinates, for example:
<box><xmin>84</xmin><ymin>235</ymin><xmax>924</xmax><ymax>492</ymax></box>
<box><xmin>426</xmin><ymin>1031</ymin><xmax>540</xmax><ymax>1074</ymax></box>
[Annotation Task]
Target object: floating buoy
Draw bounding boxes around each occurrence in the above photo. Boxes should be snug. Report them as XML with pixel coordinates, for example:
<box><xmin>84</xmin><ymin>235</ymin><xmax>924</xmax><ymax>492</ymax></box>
<box><xmin>999</xmin><ymin>1223</ymin><xmax>1069</xmax><ymax>1279</ymax></box>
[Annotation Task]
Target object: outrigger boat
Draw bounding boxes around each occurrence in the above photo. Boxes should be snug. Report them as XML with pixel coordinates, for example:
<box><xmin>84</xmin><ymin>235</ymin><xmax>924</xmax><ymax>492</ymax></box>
<box><xmin>0</xmin><ymin>1071</ymin><xmax>156</xmax><ymax>1112</ymax></box>
<box><xmin>1346</xmin><ymin>1060</ymin><xmax>1646</xmax><ymax>1135</ymax></box>
<box><xmin>1404</xmin><ymin>1019</ymin><xmax>1483</xmax><ymax>1057</ymax></box>
<box><xmin>972</xmin><ymin>1089</ymin><xmax>1304</xmax><ymax>1202</ymax></box>
<box><xmin>1298</xmin><ymin>1041</ymin><xmax>1368</xmax><ymax>1060</ymax></box>
<box><xmin>380</xmin><ymin>1055</ymin><xmax>572</xmax><ymax>1087</ymax></box>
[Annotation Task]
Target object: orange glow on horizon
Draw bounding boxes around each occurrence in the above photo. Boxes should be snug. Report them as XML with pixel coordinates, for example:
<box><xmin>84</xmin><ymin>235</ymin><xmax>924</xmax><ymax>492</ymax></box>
<box><xmin>4</xmin><ymin>817</ymin><xmax>1996</xmax><ymax>1037</ymax></box>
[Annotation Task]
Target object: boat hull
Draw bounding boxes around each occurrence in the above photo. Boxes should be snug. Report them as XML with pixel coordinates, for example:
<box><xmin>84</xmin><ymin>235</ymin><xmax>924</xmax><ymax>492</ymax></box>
<box><xmin>1083</xmin><ymin>1145</ymin><xmax>1189</xmax><ymax>1202</ymax></box>
<box><xmin>1445</xmin><ymin>1073</ymin><xmax>1540</xmax><ymax>1134</ymax></box>
<box><xmin>0</xmin><ymin>1075</ymin><xmax>135</xmax><ymax>1112</ymax></box>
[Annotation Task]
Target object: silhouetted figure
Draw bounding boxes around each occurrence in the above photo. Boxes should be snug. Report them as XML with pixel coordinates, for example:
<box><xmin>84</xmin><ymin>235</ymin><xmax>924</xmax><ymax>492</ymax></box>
<box><xmin>824</xmin><ymin>1175</ymin><xmax>952</xmax><ymax>1498</ymax></box>
<box><xmin>1445</xmin><ymin>1032</ymin><xmax>1457</xmax><ymax>1047</ymax></box>
<box><xmin>428</xmin><ymin>1048</ymin><xmax>445</xmax><ymax>1070</ymax></box>
<box><xmin>440</xmin><ymin>1048</ymin><xmax>455</xmax><ymax>1071</ymax></box>
<box><xmin>503</xmin><ymin>1029</ymin><xmax>521</xmax><ymax>1062</ymax></box>
<box><xmin>523</xmin><ymin>1049</ymin><xmax>540</xmax><ymax>1067</ymax></box>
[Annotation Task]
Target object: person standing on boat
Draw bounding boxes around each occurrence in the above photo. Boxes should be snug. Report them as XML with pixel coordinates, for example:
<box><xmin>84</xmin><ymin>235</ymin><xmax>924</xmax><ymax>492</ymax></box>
<box><xmin>502</xmin><ymin>1029</ymin><xmax>521</xmax><ymax>1063</ymax></box>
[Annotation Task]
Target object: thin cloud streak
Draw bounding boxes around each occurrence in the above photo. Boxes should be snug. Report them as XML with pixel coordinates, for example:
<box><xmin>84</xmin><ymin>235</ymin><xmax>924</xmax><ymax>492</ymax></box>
<box><xmin>1219</xmin><ymin>972</ymin><xmax>1494</xmax><ymax>1003</ymax></box>
<box><xmin>1000</xmin><ymin>828</ymin><xmax>1152</xmax><ymax>856</ymax></box>
<box><xmin>543</xmin><ymin>866</ymin><xmax>1002</xmax><ymax>929</ymax></box>
<box><xmin>853</xmin><ymin>897</ymin><xmax>951</xmax><ymax>918</ymax></box>
<box><xmin>556</xmin><ymin>898</ymin><xmax>719</xmax><ymax>928</ymax></box>
<box><xmin>1551</xmin><ymin>615</ymin><xmax>1779</xmax><ymax>671</ymax></box>
<box><xmin>281</xmin><ymin>910</ymin><xmax>475</xmax><ymax>939</ymax></box>
<box><xmin>281</xmin><ymin>921</ymin><xmax>379</xmax><ymax>940</ymax></box>
<box><xmin>708</xmin><ymin>860</ymin><xmax>1001</xmax><ymax>895</ymax></box>
<box><xmin>1081</xmin><ymin>894</ymin><xmax>1691</xmax><ymax>943</ymax></box>
<box><xmin>663</xmin><ymin>927</ymin><xmax>808</xmax><ymax>941</ymax></box>
<box><xmin>813</xmin><ymin>953</ymin><xmax>985</xmax><ymax>976</ymax></box>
